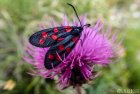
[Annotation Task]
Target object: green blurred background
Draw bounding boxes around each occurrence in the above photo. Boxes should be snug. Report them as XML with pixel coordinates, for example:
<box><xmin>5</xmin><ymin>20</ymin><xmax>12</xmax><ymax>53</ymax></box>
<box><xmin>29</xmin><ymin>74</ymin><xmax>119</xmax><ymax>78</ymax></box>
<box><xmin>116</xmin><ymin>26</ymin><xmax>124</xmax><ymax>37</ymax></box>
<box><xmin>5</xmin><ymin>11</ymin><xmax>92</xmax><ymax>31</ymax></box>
<box><xmin>0</xmin><ymin>0</ymin><xmax>140</xmax><ymax>94</ymax></box>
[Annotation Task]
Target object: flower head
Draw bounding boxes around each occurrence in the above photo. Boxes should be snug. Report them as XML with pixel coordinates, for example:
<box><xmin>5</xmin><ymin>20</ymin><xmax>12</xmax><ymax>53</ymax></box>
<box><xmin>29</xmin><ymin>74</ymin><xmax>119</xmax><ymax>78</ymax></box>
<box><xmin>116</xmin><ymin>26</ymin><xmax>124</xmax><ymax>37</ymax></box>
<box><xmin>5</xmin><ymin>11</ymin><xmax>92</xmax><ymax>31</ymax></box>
<box><xmin>24</xmin><ymin>15</ymin><xmax>115</xmax><ymax>89</ymax></box>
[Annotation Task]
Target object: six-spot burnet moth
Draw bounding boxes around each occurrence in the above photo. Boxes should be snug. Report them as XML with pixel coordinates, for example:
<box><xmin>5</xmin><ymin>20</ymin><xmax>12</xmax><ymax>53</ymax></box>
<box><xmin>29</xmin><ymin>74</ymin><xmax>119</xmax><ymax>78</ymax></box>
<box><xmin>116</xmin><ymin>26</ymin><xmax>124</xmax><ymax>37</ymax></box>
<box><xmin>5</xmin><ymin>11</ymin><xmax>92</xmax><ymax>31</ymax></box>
<box><xmin>29</xmin><ymin>3</ymin><xmax>90</xmax><ymax>69</ymax></box>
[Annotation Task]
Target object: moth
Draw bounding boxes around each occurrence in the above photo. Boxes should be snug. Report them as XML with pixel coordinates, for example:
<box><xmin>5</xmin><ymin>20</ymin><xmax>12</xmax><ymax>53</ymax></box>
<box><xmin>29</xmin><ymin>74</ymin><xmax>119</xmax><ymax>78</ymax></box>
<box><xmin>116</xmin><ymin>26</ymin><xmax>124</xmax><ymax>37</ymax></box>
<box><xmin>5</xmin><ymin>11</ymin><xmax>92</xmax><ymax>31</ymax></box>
<box><xmin>29</xmin><ymin>3</ymin><xmax>90</xmax><ymax>69</ymax></box>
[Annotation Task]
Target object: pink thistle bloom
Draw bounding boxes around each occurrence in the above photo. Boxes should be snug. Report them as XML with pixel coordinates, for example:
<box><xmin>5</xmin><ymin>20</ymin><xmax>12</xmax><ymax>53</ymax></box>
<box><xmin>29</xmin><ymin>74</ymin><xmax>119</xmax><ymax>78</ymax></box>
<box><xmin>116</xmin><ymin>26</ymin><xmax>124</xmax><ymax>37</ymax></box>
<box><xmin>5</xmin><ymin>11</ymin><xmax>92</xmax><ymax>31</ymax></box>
<box><xmin>24</xmin><ymin>15</ymin><xmax>115</xmax><ymax>89</ymax></box>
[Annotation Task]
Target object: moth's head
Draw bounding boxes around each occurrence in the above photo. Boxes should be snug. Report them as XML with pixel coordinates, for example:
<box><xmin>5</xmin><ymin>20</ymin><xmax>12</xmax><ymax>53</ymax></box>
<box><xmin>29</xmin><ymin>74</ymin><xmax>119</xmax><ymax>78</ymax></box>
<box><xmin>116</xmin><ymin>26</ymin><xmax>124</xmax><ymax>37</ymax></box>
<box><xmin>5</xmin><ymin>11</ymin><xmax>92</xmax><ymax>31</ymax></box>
<box><xmin>71</xmin><ymin>26</ymin><xmax>83</xmax><ymax>35</ymax></box>
<box><xmin>71</xmin><ymin>24</ymin><xmax>91</xmax><ymax>35</ymax></box>
<box><xmin>77</xmin><ymin>26</ymin><xmax>83</xmax><ymax>31</ymax></box>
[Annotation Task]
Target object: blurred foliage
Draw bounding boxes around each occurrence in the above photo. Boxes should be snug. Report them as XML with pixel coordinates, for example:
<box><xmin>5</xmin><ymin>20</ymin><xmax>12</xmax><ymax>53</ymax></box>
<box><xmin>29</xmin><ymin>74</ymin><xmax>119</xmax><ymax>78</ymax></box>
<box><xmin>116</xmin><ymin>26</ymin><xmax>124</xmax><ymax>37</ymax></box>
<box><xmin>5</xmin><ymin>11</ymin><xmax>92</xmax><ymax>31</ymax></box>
<box><xmin>0</xmin><ymin>0</ymin><xmax>140</xmax><ymax>94</ymax></box>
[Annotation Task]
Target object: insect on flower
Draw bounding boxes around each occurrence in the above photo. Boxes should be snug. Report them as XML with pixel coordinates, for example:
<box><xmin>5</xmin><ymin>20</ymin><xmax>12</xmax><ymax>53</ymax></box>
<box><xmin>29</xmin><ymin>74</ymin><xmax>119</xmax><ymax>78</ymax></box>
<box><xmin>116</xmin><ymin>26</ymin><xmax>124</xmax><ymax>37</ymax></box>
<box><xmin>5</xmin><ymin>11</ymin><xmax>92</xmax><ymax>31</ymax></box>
<box><xmin>29</xmin><ymin>3</ymin><xmax>91</xmax><ymax>69</ymax></box>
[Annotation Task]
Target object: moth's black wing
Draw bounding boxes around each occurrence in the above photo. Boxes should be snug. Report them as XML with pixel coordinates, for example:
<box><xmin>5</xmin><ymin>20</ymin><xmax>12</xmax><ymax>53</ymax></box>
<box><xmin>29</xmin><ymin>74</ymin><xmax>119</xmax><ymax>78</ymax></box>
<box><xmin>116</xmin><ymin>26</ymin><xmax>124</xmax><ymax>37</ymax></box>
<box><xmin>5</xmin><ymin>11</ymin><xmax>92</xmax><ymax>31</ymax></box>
<box><xmin>44</xmin><ymin>34</ymin><xmax>80</xmax><ymax>69</ymax></box>
<box><xmin>29</xmin><ymin>26</ymin><xmax>73</xmax><ymax>48</ymax></box>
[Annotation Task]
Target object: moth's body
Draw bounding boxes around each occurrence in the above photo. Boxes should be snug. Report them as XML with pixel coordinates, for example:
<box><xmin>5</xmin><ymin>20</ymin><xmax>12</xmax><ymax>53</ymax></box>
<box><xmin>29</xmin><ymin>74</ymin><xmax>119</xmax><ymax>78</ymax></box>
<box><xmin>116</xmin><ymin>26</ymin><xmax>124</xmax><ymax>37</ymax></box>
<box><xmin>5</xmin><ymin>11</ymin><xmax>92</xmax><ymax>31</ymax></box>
<box><xmin>29</xmin><ymin>26</ymin><xmax>84</xmax><ymax>69</ymax></box>
<box><xmin>29</xmin><ymin>3</ymin><xmax>90</xmax><ymax>69</ymax></box>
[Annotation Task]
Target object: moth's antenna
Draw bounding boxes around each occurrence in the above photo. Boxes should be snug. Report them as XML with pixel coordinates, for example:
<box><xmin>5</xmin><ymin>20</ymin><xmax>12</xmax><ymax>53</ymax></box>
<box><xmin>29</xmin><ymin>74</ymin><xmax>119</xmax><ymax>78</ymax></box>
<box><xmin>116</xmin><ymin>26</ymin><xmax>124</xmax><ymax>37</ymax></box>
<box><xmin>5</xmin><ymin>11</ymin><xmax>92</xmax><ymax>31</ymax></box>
<box><xmin>67</xmin><ymin>3</ymin><xmax>82</xmax><ymax>26</ymax></box>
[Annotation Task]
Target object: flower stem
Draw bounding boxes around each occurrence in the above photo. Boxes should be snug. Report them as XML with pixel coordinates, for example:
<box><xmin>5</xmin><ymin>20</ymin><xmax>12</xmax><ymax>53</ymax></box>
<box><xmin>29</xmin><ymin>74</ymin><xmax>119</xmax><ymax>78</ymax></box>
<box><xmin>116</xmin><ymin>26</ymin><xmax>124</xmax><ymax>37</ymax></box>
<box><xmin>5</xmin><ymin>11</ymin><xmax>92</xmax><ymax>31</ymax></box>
<box><xmin>75</xmin><ymin>85</ymin><xmax>86</xmax><ymax>94</ymax></box>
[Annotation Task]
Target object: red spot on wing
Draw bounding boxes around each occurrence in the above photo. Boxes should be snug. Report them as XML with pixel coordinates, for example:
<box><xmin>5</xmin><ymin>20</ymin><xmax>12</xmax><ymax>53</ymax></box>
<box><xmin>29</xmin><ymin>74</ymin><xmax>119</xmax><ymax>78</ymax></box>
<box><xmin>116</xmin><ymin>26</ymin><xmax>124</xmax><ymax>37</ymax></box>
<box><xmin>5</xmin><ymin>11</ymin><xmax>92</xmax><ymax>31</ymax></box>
<box><xmin>72</xmin><ymin>36</ymin><xmax>79</xmax><ymax>42</ymax></box>
<box><xmin>54</xmin><ymin>28</ymin><xmax>59</xmax><ymax>33</ymax></box>
<box><xmin>66</xmin><ymin>47</ymin><xmax>71</xmax><ymax>52</ymax></box>
<box><xmin>48</xmin><ymin>54</ymin><xmax>54</xmax><ymax>60</ymax></box>
<box><xmin>51</xmin><ymin>34</ymin><xmax>58</xmax><ymax>40</ymax></box>
<box><xmin>58</xmin><ymin>45</ymin><xmax>65</xmax><ymax>51</ymax></box>
<box><xmin>39</xmin><ymin>32</ymin><xmax>48</xmax><ymax>45</ymax></box>
<box><xmin>39</xmin><ymin>38</ymin><xmax>45</xmax><ymax>45</ymax></box>
<box><xmin>57</xmin><ymin>38</ymin><xmax>64</xmax><ymax>42</ymax></box>
<box><xmin>42</xmin><ymin>32</ymin><xmax>48</xmax><ymax>38</ymax></box>
<box><xmin>64</xmin><ymin>26</ymin><xmax>72</xmax><ymax>32</ymax></box>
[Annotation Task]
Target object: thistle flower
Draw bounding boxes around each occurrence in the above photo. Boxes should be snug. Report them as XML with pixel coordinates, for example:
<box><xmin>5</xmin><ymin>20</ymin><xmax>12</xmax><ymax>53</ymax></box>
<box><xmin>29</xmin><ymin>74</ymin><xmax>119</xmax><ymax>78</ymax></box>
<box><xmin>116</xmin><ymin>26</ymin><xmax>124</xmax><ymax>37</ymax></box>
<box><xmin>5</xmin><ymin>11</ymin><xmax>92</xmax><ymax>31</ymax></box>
<box><xmin>24</xmin><ymin>15</ymin><xmax>115</xmax><ymax>89</ymax></box>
